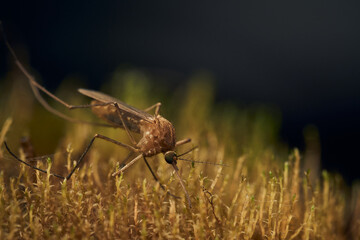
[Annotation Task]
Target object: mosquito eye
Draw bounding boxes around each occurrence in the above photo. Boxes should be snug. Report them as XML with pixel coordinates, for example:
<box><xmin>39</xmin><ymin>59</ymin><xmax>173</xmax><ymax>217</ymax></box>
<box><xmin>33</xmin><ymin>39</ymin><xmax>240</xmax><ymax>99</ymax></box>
<box><xmin>165</xmin><ymin>151</ymin><xmax>176</xmax><ymax>164</ymax></box>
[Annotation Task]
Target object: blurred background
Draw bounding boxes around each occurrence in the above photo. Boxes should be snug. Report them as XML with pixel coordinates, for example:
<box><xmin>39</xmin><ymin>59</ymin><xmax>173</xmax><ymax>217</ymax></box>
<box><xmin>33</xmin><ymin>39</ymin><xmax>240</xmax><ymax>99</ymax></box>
<box><xmin>1</xmin><ymin>0</ymin><xmax>359</xmax><ymax>183</ymax></box>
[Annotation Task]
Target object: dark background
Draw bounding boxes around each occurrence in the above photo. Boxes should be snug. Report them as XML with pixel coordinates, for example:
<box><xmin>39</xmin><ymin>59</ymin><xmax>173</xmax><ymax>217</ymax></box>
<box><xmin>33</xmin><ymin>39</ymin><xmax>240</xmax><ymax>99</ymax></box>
<box><xmin>1</xmin><ymin>1</ymin><xmax>359</xmax><ymax>182</ymax></box>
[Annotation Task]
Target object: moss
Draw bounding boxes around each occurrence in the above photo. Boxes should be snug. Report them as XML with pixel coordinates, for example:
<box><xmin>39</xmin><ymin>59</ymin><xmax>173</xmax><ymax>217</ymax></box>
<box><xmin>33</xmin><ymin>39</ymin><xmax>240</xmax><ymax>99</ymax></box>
<box><xmin>0</xmin><ymin>69</ymin><xmax>359</xmax><ymax>239</ymax></box>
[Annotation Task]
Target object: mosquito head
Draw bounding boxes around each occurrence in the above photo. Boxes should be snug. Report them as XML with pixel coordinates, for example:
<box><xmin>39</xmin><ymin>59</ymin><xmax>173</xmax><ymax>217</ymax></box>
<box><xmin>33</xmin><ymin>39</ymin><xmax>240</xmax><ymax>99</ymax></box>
<box><xmin>164</xmin><ymin>151</ymin><xmax>177</xmax><ymax>164</ymax></box>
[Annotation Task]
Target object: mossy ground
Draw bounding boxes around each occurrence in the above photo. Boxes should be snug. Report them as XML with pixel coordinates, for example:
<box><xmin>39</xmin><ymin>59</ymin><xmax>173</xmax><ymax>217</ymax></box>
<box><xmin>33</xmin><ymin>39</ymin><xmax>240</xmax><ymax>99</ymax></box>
<box><xmin>0</xmin><ymin>69</ymin><xmax>359</xmax><ymax>239</ymax></box>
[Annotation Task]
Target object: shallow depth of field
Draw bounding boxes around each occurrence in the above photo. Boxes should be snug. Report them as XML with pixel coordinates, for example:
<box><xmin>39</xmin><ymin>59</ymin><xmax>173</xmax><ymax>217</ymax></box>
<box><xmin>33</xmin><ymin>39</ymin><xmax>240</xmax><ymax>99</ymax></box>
<box><xmin>0</xmin><ymin>67</ymin><xmax>359</xmax><ymax>239</ymax></box>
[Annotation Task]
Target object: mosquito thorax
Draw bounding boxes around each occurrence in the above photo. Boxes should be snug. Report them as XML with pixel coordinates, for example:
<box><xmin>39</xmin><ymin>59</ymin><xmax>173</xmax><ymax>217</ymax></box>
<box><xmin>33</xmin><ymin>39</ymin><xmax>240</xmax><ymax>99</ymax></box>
<box><xmin>164</xmin><ymin>151</ymin><xmax>177</xmax><ymax>164</ymax></box>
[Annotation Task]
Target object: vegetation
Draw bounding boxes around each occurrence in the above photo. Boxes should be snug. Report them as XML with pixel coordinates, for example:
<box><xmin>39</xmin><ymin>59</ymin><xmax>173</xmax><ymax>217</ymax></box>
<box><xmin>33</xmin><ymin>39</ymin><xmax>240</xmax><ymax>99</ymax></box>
<box><xmin>0</xmin><ymin>68</ymin><xmax>359</xmax><ymax>239</ymax></box>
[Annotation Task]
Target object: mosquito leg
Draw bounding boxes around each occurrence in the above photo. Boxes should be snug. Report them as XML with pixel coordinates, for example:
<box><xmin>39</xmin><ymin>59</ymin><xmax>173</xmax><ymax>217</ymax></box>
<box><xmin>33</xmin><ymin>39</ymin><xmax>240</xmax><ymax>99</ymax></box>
<box><xmin>2</xmin><ymin>27</ymin><xmax>87</xmax><ymax>110</ymax></box>
<box><xmin>142</xmin><ymin>156</ymin><xmax>160</xmax><ymax>182</ymax></box>
<box><xmin>1</xmin><ymin>26</ymin><xmax>114</xmax><ymax>126</ymax></box>
<box><xmin>142</xmin><ymin>156</ymin><xmax>180</xmax><ymax>199</ymax></box>
<box><xmin>112</xmin><ymin>154</ymin><xmax>143</xmax><ymax>176</ymax></box>
<box><xmin>144</xmin><ymin>102</ymin><xmax>162</xmax><ymax>116</ymax></box>
<box><xmin>113</xmin><ymin>103</ymin><xmax>137</xmax><ymax>145</ymax></box>
<box><xmin>30</xmin><ymin>84</ymin><xmax>114</xmax><ymax>127</ymax></box>
<box><xmin>14</xmin><ymin>58</ymin><xmax>111</xmax><ymax>126</ymax></box>
<box><xmin>94</xmin><ymin>134</ymin><xmax>137</xmax><ymax>151</ymax></box>
<box><xmin>4</xmin><ymin>142</ymin><xmax>65</xmax><ymax>180</ymax></box>
<box><xmin>66</xmin><ymin>134</ymin><xmax>137</xmax><ymax>180</ymax></box>
<box><xmin>119</xmin><ymin>151</ymin><xmax>135</xmax><ymax>168</ymax></box>
<box><xmin>176</xmin><ymin>138</ymin><xmax>191</xmax><ymax>147</ymax></box>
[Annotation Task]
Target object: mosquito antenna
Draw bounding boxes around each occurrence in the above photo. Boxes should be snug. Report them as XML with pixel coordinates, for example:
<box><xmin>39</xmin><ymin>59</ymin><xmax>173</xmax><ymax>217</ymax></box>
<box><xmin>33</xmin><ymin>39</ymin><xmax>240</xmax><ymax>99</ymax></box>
<box><xmin>171</xmin><ymin>162</ymin><xmax>192</xmax><ymax>208</ymax></box>
<box><xmin>4</xmin><ymin>142</ymin><xmax>65</xmax><ymax>180</ymax></box>
<box><xmin>177</xmin><ymin>146</ymin><xmax>198</xmax><ymax>157</ymax></box>
<box><xmin>178</xmin><ymin>158</ymin><xmax>228</xmax><ymax>167</ymax></box>
<box><xmin>0</xmin><ymin>21</ymin><xmax>112</xmax><ymax>127</ymax></box>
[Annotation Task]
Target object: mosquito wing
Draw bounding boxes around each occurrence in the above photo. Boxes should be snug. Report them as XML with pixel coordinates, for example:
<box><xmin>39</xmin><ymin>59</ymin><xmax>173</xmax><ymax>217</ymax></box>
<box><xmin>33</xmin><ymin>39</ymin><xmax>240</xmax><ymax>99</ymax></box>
<box><xmin>78</xmin><ymin>88</ymin><xmax>154</xmax><ymax>133</ymax></box>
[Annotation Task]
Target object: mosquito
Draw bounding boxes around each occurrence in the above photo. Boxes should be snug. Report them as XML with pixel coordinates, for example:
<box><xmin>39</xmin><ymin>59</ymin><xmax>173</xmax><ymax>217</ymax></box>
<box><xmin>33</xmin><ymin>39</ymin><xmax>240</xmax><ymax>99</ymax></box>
<box><xmin>0</xmin><ymin>22</ymin><xmax>223</xmax><ymax>208</ymax></box>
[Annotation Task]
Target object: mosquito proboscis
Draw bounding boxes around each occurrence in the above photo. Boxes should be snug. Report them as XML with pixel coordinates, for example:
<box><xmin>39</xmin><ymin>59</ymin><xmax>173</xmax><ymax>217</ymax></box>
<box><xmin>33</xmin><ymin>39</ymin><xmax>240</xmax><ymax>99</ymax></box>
<box><xmin>1</xmin><ymin>22</ymin><xmax>226</xmax><ymax>208</ymax></box>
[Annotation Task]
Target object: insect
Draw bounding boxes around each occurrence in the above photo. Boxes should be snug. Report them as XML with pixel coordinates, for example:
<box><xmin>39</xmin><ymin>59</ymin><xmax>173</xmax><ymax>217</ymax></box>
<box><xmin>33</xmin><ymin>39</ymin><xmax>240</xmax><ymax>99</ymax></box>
<box><xmin>0</xmin><ymin>22</ymin><xmax>211</xmax><ymax>208</ymax></box>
